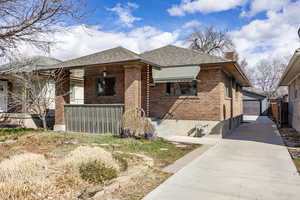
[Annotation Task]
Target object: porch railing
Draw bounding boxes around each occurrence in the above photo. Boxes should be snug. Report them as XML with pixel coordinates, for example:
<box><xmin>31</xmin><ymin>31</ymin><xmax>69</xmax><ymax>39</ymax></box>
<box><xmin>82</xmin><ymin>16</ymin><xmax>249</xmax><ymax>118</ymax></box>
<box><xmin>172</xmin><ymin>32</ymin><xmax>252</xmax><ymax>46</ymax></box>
<box><xmin>64</xmin><ymin>104</ymin><xmax>124</xmax><ymax>135</ymax></box>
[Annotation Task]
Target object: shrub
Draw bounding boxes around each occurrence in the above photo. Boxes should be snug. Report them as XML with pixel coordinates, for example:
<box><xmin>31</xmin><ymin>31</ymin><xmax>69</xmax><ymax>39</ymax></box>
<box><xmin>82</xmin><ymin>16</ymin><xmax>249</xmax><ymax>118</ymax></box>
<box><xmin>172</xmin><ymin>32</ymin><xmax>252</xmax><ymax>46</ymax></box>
<box><xmin>0</xmin><ymin>182</ymin><xmax>34</xmax><ymax>200</ymax></box>
<box><xmin>0</xmin><ymin>153</ymin><xmax>48</xmax><ymax>182</ymax></box>
<box><xmin>121</xmin><ymin>108</ymin><xmax>155</xmax><ymax>138</ymax></box>
<box><xmin>113</xmin><ymin>153</ymin><xmax>129</xmax><ymax>172</ymax></box>
<box><xmin>60</xmin><ymin>146</ymin><xmax>119</xmax><ymax>171</ymax></box>
<box><xmin>79</xmin><ymin>161</ymin><xmax>117</xmax><ymax>184</ymax></box>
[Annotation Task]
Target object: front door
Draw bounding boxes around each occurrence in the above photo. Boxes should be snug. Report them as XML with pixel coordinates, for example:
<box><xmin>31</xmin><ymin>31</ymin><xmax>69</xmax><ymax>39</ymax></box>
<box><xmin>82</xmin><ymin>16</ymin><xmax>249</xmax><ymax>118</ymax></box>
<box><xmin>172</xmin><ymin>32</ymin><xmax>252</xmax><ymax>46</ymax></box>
<box><xmin>0</xmin><ymin>81</ymin><xmax>8</xmax><ymax>112</ymax></box>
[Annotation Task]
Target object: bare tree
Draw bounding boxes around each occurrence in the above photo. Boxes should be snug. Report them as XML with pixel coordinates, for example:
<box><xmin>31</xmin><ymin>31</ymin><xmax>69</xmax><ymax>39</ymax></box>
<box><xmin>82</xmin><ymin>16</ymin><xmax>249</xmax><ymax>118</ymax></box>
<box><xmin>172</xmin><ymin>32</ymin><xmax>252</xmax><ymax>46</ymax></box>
<box><xmin>249</xmin><ymin>58</ymin><xmax>288</xmax><ymax>98</ymax></box>
<box><xmin>0</xmin><ymin>0</ymin><xmax>85</xmax><ymax>60</ymax></box>
<box><xmin>8</xmin><ymin>65</ymin><xmax>68</xmax><ymax>129</ymax></box>
<box><xmin>186</xmin><ymin>27</ymin><xmax>235</xmax><ymax>56</ymax></box>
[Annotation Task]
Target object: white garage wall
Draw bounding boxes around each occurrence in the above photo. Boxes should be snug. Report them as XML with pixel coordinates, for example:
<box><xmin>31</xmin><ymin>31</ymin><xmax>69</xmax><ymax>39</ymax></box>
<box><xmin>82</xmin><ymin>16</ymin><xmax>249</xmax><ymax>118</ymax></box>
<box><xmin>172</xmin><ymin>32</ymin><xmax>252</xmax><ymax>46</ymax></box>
<box><xmin>261</xmin><ymin>98</ymin><xmax>269</xmax><ymax>115</ymax></box>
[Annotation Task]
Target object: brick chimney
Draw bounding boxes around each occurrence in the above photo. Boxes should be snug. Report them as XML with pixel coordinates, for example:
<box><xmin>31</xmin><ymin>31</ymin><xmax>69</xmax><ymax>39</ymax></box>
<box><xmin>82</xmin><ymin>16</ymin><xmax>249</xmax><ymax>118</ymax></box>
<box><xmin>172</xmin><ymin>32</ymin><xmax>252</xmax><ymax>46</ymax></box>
<box><xmin>225</xmin><ymin>52</ymin><xmax>236</xmax><ymax>61</ymax></box>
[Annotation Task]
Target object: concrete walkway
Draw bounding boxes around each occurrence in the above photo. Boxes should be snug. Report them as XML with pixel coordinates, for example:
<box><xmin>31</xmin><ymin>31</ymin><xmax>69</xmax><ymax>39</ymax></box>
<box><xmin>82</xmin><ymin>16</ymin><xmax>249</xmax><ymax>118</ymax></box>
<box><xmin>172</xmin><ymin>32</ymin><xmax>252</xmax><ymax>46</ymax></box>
<box><xmin>144</xmin><ymin>117</ymin><xmax>300</xmax><ymax>200</ymax></box>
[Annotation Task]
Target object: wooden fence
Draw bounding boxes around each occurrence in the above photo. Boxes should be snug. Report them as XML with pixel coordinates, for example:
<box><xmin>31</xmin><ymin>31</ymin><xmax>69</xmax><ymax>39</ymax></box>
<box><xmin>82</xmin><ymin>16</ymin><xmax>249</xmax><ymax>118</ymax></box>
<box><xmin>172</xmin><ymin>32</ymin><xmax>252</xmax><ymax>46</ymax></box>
<box><xmin>64</xmin><ymin>104</ymin><xmax>124</xmax><ymax>135</ymax></box>
<box><xmin>270</xmin><ymin>102</ymin><xmax>288</xmax><ymax>127</ymax></box>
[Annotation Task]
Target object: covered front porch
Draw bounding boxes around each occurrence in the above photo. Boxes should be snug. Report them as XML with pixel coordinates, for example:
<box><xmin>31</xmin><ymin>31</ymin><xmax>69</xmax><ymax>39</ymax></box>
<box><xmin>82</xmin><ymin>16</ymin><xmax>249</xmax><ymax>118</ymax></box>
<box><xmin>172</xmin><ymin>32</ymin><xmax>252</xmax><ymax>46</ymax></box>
<box><xmin>54</xmin><ymin>62</ymin><xmax>151</xmax><ymax>134</ymax></box>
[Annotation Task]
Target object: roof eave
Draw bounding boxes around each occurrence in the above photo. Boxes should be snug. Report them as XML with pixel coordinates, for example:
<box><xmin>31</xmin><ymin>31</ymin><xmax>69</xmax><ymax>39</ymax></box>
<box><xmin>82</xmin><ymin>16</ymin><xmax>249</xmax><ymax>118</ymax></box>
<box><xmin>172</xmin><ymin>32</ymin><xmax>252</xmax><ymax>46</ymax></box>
<box><xmin>40</xmin><ymin>59</ymin><xmax>161</xmax><ymax>71</ymax></box>
<box><xmin>232</xmin><ymin>62</ymin><xmax>252</xmax><ymax>87</ymax></box>
<box><xmin>278</xmin><ymin>49</ymin><xmax>300</xmax><ymax>86</ymax></box>
<box><xmin>201</xmin><ymin>61</ymin><xmax>251</xmax><ymax>87</ymax></box>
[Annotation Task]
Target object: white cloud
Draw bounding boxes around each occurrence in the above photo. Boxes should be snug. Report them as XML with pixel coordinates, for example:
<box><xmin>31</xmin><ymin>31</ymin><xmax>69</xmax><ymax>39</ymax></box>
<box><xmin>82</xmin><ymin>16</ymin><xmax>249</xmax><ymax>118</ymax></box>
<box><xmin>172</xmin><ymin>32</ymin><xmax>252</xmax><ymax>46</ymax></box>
<box><xmin>107</xmin><ymin>2</ymin><xmax>141</xmax><ymax>27</ymax></box>
<box><xmin>18</xmin><ymin>25</ymin><xmax>180</xmax><ymax>61</ymax></box>
<box><xmin>241</xmin><ymin>0</ymin><xmax>289</xmax><ymax>17</ymax></box>
<box><xmin>168</xmin><ymin>0</ymin><xmax>245</xmax><ymax>16</ymax></box>
<box><xmin>231</xmin><ymin>0</ymin><xmax>300</xmax><ymax>67</ymax></box>
<box><xmin>12</xmin><ymin>0</ymin><xmax>300</xmax><ymax>72</ymax></box>
<box><xmin>183</xmin><ymin>20</ymin><xmax>201</xmax><ymax>28</ymax></box>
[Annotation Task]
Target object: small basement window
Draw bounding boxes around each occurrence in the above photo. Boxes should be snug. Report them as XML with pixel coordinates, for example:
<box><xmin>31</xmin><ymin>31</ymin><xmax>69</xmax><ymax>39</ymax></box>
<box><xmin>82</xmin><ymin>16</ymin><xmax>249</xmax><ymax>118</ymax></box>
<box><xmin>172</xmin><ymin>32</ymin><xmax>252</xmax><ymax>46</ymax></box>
<box><xmin>96</xmin><ymin>77</ymin><xmax>116</xmax><ymax>96</ymax></box>
<box><xmin>166</xmin><ymin>81</ymin><xmax>197</xmax><ymax>96</ymax></box>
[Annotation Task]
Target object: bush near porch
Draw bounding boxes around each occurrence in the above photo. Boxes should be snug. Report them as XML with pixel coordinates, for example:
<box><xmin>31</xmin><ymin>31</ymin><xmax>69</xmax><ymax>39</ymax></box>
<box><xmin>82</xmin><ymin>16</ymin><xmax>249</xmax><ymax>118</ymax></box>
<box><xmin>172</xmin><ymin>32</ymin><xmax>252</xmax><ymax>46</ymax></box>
<box><xmin>0</xmin><ymin>130</ymin><xmax>199</xmax><ymax>200</ymax></box>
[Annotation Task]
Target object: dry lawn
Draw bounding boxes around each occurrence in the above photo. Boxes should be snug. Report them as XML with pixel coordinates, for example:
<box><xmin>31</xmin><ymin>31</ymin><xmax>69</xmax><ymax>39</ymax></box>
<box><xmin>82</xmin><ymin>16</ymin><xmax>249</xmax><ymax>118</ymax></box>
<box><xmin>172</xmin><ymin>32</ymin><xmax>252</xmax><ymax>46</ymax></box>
<box><xmin>0</xmin><ymin>131</ymin><xmax>200</xmax><ymax>200</ymax></box>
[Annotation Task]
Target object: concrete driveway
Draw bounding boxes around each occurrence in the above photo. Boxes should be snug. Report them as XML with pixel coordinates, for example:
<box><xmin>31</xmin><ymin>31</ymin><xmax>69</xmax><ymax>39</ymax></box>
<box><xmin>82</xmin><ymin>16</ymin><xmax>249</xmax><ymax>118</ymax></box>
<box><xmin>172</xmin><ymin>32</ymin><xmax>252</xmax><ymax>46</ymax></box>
<box><xmin>143</xmin><ymin>116</ymin><xmax>300</xmax><ymax>200</ymax></box>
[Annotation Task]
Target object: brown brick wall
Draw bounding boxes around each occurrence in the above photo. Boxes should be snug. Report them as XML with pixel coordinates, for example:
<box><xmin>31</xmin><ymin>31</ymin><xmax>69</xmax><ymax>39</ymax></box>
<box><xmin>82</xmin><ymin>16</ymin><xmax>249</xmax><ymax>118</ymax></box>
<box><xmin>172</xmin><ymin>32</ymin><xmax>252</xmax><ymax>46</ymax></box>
<box><xmin>219</xmin><ymin>71</ymin><xmax>243</xmax><ymax>120</ymax></box>
<box><xmin>55</xmin><ymin>70</ymin><xmax>70</xmax><ymax>125</ymax></box>
<box><xmin>124</xmin><ymin>65</ymin><xmax>142</xmax><ymax>111</ymax></box>
<box><xmin>82</xmin><ymin>65</ymin><xmax>243</xmax><ymax>124</ymax></box>
<box><xmin>84</xmin><ymin>66</ymin><xmax>125</xmax><ymax>104</ymax></box>
<box><xmin>84</xmin><ymin>65</ymin><xmax>147</xmax><ymax>113</ymax></box>
<box><xmin>149</xmin><ymin>68</ymin><xmax>223</xmax><ymax>121</ymax></box>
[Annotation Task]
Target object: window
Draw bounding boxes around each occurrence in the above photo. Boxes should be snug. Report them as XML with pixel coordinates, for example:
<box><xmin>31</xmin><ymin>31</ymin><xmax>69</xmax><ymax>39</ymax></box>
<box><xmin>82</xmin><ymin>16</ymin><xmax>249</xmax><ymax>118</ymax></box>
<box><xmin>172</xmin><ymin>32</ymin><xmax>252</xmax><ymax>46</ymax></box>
<box><xmin>235</xmin><ymin>83</ymin><xmax>240</xmax><ymax>99</ymax></box>
<box><xmin>96</xmin><ymin>77</ymin><xmax>116</xmax><ymax>96</ymax></box>
<box><xmin>224</xmin><ymin>76</ymin><xmax>232</xmax><ymax>98</ymax></box>
<box><xmin>165</xmin><ymin>81</ymin><xmax>197</xmax><ymax>96</ymax></box>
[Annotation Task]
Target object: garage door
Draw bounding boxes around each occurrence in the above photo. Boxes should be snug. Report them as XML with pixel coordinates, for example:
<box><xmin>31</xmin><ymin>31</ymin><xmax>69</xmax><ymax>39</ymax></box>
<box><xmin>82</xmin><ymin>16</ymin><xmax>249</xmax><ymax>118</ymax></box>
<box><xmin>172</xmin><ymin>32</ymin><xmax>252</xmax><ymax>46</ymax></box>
<box><xmin>243</xmin><ymin>100</ymin><xmax>261</xmax><ymax>115</ymax></box>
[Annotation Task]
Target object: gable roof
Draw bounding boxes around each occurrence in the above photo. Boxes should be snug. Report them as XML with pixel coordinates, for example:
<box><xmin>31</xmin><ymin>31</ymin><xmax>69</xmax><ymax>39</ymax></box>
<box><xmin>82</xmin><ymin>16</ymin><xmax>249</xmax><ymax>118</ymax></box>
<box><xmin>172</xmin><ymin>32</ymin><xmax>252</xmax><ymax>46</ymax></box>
<box><xmin>278</xmin><ymin>48</ymin><xmax>300</xmax><ymax>86</ymax></box>
<box><xmin>37</xmin><ymin>44</ymin><xmax>250</xmax><ymax>86</ymax></box>
<box><xmin>140</xmin><ymin>45</ymin><xmax>229</xmax><ymax>67</ymax></box>
<box><xmin>0</xmin><ymin>56</ymin><xmax>61</xmax><ymax>73</ymax></box>
<box><xmin>47</xmin><ymin>46</ymin><xmax>159</xmax><ymax>69</ymax></box>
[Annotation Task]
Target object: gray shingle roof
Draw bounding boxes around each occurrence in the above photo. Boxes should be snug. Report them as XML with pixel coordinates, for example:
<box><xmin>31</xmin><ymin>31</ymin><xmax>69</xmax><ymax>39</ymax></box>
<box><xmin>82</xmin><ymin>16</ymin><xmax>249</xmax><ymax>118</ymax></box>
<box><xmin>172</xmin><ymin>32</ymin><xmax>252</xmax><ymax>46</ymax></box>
<box><xmin>47</xmin><ymin>46</ymin><xmax>156</xmax><ymax>69</ymax></box>
<box><xmin>140</xmin><ymin>45</ymin><xmax>229</xmax><ymax>67</ymax></box>
<box><xmin>0</xmin><ymin>56</ymin><xmax>61</xmax><ymax>73</ymax></box>
<box><xmin>44</xmin><ymin>45</ymin><xmax>232</xmax><ymax>70</ymax></box>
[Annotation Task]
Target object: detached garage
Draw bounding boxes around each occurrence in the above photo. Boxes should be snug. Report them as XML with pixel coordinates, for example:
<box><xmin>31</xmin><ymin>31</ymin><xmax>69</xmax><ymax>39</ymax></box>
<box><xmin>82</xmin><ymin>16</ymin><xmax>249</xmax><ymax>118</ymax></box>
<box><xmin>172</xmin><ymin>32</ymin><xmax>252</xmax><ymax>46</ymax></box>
<box><xmin>242</xmin><ymin>89</ymin><xmax>268</xmax><ymax>116</ymax></box>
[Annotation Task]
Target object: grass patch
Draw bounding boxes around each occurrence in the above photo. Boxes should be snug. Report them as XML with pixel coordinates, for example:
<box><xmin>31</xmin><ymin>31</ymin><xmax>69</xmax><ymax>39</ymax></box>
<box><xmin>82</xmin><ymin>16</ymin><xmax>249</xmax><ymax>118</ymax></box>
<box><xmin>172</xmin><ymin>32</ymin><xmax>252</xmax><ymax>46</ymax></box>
<box><xmin>293</xmin><ymin>157</ymin><xmax>300</xmax><ymax>173</ymax></box>
<box><xmin>0</xmin><ymin>128</ymin><xmax>39</xmax><ymax>137</ymax></box>
<box><xmin>79</xmin><ymin>161</ymin><xmax>117</xmax><ymax>184</ymax></box>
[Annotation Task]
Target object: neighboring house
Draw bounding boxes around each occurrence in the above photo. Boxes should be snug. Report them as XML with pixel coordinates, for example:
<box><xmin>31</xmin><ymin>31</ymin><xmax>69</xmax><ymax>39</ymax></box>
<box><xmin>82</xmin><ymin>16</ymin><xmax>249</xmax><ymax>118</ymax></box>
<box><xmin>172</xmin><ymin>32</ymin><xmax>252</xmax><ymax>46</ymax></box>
<box><xmin>242</xmin><ymin>88</ymin><xmax>268</xmax><ymax>116</ymax></box>
<box><xmin>47</xmin><ymin>45</ymin><xmax>250</xmax><ymax>137</ymax></box>
<box><xmin>0</xmin><ymin>56</ymin><xmax>83</xmax><ymax>128</ymax></box>
<box><xmin>278</xmin><ymin>48</ymin><xmax>300</xmax><ymax>132</ymax></box>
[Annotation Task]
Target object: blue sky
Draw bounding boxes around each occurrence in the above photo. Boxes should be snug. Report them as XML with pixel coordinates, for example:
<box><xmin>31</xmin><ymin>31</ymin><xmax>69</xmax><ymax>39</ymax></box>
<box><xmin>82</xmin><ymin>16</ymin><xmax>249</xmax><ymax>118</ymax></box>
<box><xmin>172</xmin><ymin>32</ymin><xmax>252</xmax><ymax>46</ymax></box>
<box><xmin>87</xmin><ymin>0</ymin><xmax>256</xmax><ymax>33</ymax></box>
<box><xmin>22</xmin><ymin>0</ymin><xmax>300</xmax><ymax>67</ymax></box>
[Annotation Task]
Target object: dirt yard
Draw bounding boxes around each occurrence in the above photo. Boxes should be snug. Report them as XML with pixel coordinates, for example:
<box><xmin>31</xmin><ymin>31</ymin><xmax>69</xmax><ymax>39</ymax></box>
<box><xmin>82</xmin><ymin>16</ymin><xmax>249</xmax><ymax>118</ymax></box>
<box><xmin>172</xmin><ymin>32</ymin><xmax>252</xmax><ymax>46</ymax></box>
<box><xmin>279</xmin><ymin>128</ymin><xmax>300</xmax><ymax>173</ymax></box>
<box><xmin>0</xmin><ymin>129</ymin><xmax>199</xmax><ymax>200</ymax></box>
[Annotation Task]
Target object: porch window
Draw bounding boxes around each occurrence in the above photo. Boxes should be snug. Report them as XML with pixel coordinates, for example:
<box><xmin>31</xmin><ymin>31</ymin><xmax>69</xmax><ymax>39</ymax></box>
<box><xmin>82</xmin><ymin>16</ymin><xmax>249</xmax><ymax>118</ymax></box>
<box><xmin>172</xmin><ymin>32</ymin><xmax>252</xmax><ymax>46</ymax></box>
<box><xmin>165</xmin><ymin>81</ymin><xmax>197</xmax><ymax>96</ymax></box>
<box><xmin>96</xmin><ymin>77</ymin><xmax>116</xmax><ymax>96</ymax></box>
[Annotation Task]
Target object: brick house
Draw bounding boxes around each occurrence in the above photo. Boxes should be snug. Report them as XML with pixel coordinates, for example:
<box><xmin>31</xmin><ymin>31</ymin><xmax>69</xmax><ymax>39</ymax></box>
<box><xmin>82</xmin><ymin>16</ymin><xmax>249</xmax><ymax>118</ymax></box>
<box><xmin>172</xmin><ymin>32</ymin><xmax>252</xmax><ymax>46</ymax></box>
<box><xmin>279</xmin><ymin>48</ymin><xmax>300</xmax><ymax>132</ymax></box>
<box><xmin>48</xmin><ymin>45</ymin><xmax>250</xmax><ymax>137</ymax></box>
